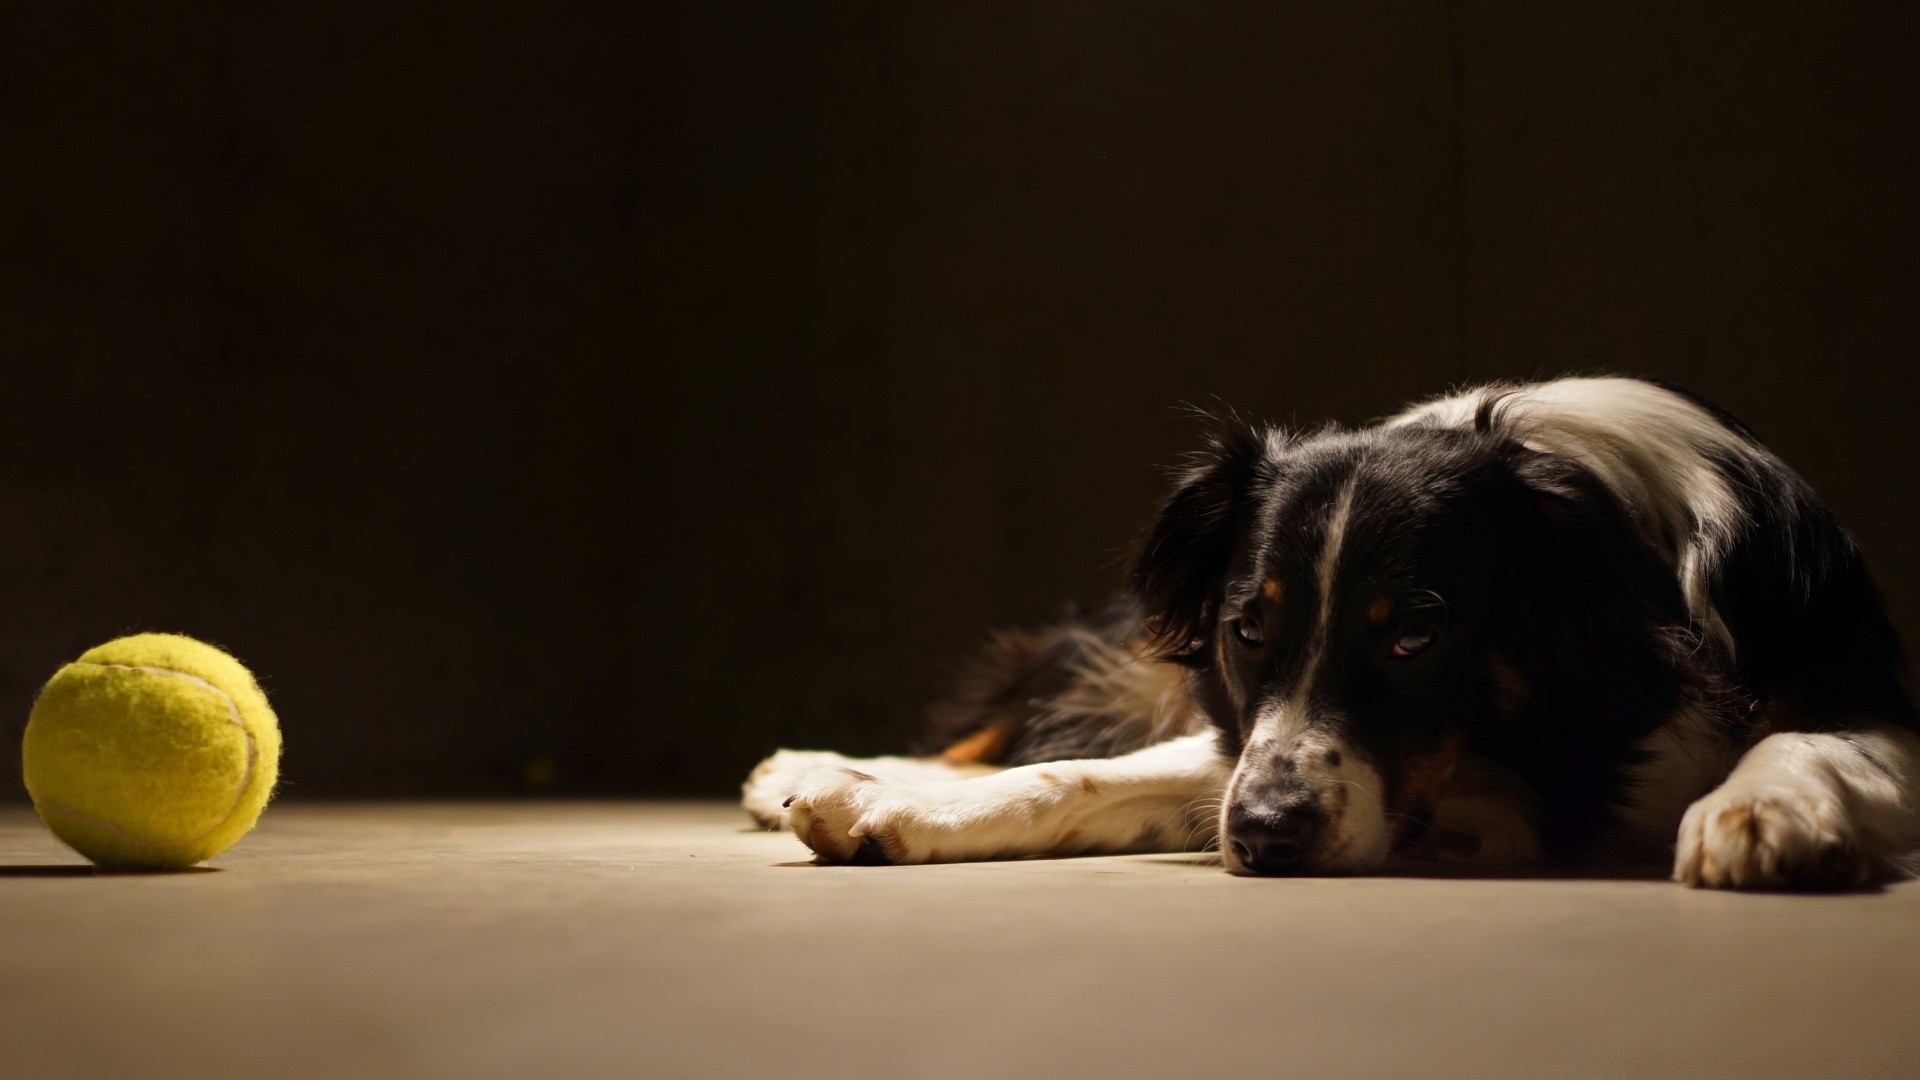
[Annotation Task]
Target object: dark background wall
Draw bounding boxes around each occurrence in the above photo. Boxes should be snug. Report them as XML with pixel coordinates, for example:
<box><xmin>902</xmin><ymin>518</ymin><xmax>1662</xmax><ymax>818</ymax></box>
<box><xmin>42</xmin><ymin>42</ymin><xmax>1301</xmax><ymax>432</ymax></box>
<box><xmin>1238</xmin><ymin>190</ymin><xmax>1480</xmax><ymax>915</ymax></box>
<box><xmin>1</xmin><ymin>5</ymin><xmax>1915</xmax><ymax>798</ymax></box>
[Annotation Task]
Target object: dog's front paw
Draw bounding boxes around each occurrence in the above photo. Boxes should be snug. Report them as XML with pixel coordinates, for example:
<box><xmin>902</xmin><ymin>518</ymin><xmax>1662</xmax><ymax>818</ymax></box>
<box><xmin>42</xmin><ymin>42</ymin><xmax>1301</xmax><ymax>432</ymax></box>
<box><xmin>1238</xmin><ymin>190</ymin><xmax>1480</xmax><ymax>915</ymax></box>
<box><xmin>1673</xmin><ymin>780</ymin><xmax>1866</xmax><ymax>889</ymax></box>
<box><xmin>785</xmin><ymin>769</ymin><xmax>938</xmax><ymax>865</ymax></box>
<box><xmin>742</xmin><ymin>750</ymin><xmax>860</xmax><ymax>829</ymax></box>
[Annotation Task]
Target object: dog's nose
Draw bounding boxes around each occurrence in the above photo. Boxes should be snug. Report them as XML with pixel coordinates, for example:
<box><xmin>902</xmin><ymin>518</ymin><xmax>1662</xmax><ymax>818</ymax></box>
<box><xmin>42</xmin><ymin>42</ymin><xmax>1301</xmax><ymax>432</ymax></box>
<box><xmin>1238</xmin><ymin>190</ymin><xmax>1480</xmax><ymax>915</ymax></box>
<box><xmin>1226</xmin><ymin>802</ymin><xmax>1325</xmax><ymax>874</ymax></box>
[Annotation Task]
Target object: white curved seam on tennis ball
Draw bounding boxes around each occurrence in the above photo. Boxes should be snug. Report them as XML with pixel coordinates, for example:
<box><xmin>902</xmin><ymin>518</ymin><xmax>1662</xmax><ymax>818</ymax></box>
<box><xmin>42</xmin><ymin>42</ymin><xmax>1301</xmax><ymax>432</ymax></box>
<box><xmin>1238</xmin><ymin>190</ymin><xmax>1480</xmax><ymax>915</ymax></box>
<box><xmin>43</xmin><ymin>661</ymin><xmax>261</xmax><ymax>846</ymax></box>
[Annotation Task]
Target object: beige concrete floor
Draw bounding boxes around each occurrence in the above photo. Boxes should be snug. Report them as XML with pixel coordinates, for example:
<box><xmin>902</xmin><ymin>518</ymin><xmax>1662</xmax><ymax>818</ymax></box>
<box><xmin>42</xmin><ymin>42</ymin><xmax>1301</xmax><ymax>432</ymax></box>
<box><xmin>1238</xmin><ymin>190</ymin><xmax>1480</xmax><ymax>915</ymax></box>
<box><xmin>2</xmin><ymin>803</ymin><xmax>1917</xmax><ymax>1079</ymax></box>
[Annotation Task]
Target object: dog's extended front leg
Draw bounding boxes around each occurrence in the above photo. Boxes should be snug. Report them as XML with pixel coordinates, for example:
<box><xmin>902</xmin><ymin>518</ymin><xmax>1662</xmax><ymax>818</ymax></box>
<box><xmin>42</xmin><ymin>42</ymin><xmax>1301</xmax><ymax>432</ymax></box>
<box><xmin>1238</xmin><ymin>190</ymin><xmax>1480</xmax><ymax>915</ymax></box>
<box><xmin>783</xmin><ymin>732</ymin><xmax>1230</xmax><ymax>865</ymax></box>
<box><xmin>1674</xmin><ymin>724</ymin><xmax>1920</xmax><ymax>888</ymax></box>
<box><xmin>742</xmin><ymin>750</ymin><xmax>1001</xmax><ymax>830</ymax></box>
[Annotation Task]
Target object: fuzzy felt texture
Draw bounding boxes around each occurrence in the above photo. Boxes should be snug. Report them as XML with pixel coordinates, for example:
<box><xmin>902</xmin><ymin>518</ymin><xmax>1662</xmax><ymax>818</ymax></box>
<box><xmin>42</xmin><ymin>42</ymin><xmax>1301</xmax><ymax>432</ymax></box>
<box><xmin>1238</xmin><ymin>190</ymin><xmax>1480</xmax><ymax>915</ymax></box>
<box><xmin>22</xmin><ymin>633</ymin><xmax>282</xmax><ymax>870</ymax></box>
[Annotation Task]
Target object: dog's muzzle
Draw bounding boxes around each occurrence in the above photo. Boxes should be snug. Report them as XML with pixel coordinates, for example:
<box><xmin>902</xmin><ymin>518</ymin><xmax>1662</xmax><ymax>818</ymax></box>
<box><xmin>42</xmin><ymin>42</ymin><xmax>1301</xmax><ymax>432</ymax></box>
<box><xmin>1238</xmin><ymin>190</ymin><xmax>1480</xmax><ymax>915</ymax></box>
<box><xmin>1225</xmin><ymin>779</ymin><xmax>1326</xmax><ymax>874</ymax></box>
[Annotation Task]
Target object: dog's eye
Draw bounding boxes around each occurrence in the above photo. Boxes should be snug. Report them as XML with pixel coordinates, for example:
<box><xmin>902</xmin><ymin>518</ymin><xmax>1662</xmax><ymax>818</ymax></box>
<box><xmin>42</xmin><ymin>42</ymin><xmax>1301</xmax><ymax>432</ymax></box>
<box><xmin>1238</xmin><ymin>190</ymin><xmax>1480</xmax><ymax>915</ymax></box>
<box><xmin>1231</xmin><ymin>617</ymin><xmax>1264</xmax><ymax>648</ymax></box>
<box><xmin>1391</xmin><ymin>625</ymin><xmax>1436</xmax><ymax>658</ymax></box>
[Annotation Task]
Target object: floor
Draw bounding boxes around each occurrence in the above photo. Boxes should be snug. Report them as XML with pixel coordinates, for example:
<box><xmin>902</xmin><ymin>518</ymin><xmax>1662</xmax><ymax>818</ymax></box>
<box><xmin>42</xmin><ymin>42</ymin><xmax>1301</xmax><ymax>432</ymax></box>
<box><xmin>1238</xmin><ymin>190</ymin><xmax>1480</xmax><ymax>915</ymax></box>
<box><xmin>2</xmin><ymin>803</ymin><xmax>1917</xmax><ymax>1079</ymax></box>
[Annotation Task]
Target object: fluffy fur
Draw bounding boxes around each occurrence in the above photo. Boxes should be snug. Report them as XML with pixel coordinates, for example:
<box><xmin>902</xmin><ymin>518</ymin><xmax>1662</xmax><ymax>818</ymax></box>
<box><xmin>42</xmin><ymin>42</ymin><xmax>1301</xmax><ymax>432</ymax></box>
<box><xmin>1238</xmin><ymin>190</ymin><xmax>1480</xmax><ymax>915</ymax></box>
<box><xmin>743</xmin><ymin>377</ymin><xmax>1920</xmax><ymax>889</ymax></box>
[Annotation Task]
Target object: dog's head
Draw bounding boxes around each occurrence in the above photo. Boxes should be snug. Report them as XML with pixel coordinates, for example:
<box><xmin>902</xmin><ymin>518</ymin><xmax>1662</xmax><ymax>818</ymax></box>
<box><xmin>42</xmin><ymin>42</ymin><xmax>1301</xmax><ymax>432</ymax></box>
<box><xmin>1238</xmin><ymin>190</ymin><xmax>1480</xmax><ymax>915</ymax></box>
<box><xmin>1132</xmin><ymin>413</ymin><xmax>1688</xmax><ymax>873</ymax></box>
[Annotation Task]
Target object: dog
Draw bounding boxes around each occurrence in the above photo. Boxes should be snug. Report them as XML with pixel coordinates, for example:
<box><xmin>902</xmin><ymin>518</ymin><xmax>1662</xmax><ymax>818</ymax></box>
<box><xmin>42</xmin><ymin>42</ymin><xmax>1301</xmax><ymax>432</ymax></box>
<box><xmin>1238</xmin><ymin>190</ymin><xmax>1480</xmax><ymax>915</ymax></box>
<box><xmin>743</xmin><ymin>376</ymin><xmax>1920</xmax><ymax>888</ymax></box>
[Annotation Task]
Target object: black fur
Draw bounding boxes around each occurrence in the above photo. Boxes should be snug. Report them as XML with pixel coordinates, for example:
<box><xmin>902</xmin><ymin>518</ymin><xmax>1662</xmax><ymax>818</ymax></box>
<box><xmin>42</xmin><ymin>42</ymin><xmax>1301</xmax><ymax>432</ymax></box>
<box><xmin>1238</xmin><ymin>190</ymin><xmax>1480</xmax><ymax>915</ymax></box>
<box><xmin>1704</xmin><ymin>445</ymin><xmax>1914</xmax><ymax>721</ymax></box>
<box><xmin>1132</xmin><ymin>424</ymin><xmax>1717</xmax><ymax>856</ymax></box>
<box><xmin>918</xmin><ymin>597</ymin><xmax>1153</xmax><ymax>765</ymax></box>
<box><xmin>1131</xmin><ymin>423</ymin><xmax>1268</xmax><ymax>663</ymax></box>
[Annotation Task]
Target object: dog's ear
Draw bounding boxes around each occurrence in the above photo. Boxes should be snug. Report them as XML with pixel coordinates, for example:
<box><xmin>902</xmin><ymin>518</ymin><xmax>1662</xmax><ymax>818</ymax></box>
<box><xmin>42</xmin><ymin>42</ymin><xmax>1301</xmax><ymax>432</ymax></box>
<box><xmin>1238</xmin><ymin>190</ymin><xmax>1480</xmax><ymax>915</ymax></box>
<box><xmin>1489</xmin><ymin>439</ymin><xmax>1709</xmax><ymax>857</ymax></box>
<box><xmin>1130</xmin><ymin>421</ymin><xmax>1270</xmax><ymax>663</ymax></box>
<box><xmin>1498</xmin><ymin>443</ymin><xmax>1693</xmax><ymax>680</ymax></box>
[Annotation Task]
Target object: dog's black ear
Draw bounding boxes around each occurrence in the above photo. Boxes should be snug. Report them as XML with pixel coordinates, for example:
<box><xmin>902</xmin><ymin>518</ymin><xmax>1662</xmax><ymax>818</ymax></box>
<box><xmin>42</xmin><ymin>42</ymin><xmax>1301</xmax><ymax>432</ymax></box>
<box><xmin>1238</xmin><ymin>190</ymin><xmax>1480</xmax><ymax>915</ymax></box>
<box><xmin>1130</xmin><ymin>422</ymin><xmax>1270</xmax><ymax>663</ymax></box>
<box><xmin>1501</xmin><ymin>445</ymin><xmax>1693</xmax><ymax>656</ymax></box>
<box><xmin>1491</xmin><ymin>442</ymin><xmax>1708</xmax><ymax>857</ymax></box>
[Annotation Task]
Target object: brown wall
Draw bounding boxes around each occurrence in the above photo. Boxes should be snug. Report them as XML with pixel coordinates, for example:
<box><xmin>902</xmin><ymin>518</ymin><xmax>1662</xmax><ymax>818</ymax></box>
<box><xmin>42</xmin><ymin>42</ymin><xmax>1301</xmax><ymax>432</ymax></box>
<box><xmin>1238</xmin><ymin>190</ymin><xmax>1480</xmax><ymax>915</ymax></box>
<box><xmin>2</xmin><ymin>5</ymin><xmax>1916</xmax><ymax>797</ymax></box>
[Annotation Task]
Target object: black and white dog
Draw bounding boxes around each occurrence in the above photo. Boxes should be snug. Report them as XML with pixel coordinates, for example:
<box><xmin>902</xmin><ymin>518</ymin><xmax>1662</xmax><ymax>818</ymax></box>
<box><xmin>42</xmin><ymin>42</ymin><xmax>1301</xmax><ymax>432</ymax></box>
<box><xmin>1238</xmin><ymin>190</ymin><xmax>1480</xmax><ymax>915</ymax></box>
<box><xmin>744</xmin><ymin>377</ymin><xmax>1920</xmax><ymax>888</ymax></box>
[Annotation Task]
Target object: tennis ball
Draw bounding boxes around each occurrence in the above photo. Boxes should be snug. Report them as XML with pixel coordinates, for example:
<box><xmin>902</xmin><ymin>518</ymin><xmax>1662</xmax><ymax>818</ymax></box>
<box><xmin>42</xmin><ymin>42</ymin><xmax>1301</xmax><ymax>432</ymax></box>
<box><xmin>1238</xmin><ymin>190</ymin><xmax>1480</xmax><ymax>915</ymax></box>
<box><xmin>22</xmin><ymin>633</ymin><xmax>281</xmax><ymax>870</ymax></box>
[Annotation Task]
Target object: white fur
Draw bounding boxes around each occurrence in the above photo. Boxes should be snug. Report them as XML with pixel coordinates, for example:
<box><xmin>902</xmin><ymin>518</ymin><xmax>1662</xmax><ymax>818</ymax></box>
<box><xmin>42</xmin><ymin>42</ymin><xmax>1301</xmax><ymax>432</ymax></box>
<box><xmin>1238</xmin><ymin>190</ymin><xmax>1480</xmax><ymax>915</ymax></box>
<box><xmin>742</xmin><ymin>750</ymin><xmax>996</xmax><ymax>831</ymax></box>
<box><xmin>1674</xmin><ymin>727</ymin><xmax>1920</xmax><ymax>887</ymax></box>
<box><xmin>1392</xmin><ymin>377</ymin><xmax>1755</xmax><ymax>655</ymax></box>
<box><xmin>777</xmin><ymin>733</ymin><xmax>1230</xmax><ymax>864</ymax></box>
<box><xmin>1221</xmin><ymin>475</ymin><xmax>1393</xmax><ymax>871</ymax></box>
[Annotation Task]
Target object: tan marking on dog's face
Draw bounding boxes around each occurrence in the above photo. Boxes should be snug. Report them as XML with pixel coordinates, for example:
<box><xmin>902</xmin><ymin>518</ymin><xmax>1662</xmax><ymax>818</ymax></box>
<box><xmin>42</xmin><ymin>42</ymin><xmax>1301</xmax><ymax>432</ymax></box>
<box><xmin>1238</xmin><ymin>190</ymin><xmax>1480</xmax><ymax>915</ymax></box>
<box><xmin>1079</xmin><ymin>776</ymin><xmax>1098</xmax><ymax>795</ymax></box>
<box><xmin>1261</xmin><ymin>578</ymin><xmax>1283</xmax><ymax>603</ymax></box>
<box><xmin>940</xmin><ymin>723</ymin><xmax>1014</xmax><ymax>764</ymax></box>
<box><xmin>1490</xmin><ymin>655</ymin><xmax>1531</xmax><ymax>719</ymax></box>
<box><xmin>1368</xmin><ymin>596</ymin><xmax>1393</xmax><ymax>624</ymax></box>
<box><xmin>1057</xmin><ymin>829</ymin><xmax>1082</xmax><ymax>848</ymax></box>
<box><xmin>1391</xmin><ymin>734</ymin><xmax>1466</xmax><ymax>826</ymax></box>
<box><xmin>1038</xmin><ymin>771</ymin><xmax>1061</xmax><ymax>786</ymax></box>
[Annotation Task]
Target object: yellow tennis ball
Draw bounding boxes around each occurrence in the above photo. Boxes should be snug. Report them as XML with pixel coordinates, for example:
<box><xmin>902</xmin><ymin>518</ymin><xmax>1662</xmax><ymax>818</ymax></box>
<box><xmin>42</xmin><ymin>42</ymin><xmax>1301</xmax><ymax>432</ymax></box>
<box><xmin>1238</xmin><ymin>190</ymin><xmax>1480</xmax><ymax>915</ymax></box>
<box><xmin>22</xmin><ymin>633</ymin><xmax>282</xmax><ymax>870</ymax></box>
